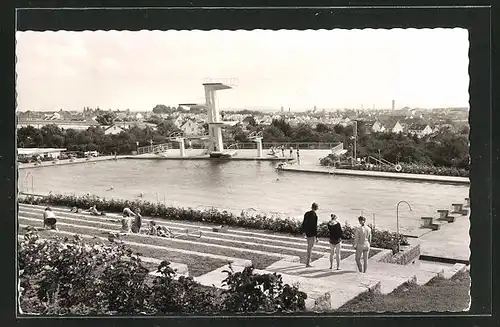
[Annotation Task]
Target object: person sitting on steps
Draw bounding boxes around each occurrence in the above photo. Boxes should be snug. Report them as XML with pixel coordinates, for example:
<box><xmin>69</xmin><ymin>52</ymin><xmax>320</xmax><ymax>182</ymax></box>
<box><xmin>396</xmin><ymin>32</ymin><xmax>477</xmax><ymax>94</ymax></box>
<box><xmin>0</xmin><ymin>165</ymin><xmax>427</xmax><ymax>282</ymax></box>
<box><xmin>121</xmin><ymin>207</ymin><xmax>137</xmax><ymax>234</ymax></box>
<box><xmin>43</xmin><ymin>207</ymin><xmax>58</xmax><ymax>231</ymax></box>
<box><xmin>86</xmin><ymin>205</ymin><xmax>103</xmax><ymax>216</ymax></box>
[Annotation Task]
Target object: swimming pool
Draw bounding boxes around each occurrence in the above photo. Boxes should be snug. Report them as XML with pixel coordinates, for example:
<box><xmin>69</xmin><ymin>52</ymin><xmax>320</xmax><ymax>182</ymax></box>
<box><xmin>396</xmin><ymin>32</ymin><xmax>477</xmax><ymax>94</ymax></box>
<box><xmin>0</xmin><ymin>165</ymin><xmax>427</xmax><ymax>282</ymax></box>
<box><xmin>20</xmin><ymin>158</ymin><xmax>469</xmax><ymax>235</ymax></box>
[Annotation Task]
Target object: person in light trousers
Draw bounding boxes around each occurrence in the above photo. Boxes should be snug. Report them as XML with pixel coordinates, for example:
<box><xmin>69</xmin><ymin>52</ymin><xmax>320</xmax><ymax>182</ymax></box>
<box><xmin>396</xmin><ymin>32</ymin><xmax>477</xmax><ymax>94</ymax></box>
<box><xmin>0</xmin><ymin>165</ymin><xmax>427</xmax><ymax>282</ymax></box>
<box><xmin>354</xmin><ymin>216</ymin><xmax>372</xmax><ymax>273</ymax></box>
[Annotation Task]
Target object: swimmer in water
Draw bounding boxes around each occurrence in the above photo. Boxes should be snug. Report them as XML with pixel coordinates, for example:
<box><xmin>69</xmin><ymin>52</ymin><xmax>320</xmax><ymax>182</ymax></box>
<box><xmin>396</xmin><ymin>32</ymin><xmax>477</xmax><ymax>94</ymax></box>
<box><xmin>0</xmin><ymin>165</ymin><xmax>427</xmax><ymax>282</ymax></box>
<box><xmin>106</xmin><ymin>186</ymin><xmax>114</xmax><ymax>191</ymax></box>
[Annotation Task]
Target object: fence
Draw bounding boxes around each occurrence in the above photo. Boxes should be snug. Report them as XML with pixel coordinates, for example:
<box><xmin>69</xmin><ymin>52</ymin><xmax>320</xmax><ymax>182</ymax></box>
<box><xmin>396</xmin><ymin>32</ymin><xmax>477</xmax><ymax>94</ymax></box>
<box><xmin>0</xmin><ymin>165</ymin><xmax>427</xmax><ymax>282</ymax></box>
<box><xmin>138</xmin><ymin>141</ymin><xmax>342</xmax><ymax>154</ymax></box>
<box><xmin>222</xmin><ymin>142</ymin><xmax>341</xmax><ymax>150</ymax></box>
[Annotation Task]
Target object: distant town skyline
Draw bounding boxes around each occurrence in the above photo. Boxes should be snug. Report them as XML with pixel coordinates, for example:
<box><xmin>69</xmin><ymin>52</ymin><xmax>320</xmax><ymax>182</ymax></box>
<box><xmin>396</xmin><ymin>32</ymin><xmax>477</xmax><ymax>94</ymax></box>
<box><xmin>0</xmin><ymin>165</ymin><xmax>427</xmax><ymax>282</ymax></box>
<box><xmin>16</xmin><ymin>29</ymin><xmax>470</xmax><ymax>112</ymax></box>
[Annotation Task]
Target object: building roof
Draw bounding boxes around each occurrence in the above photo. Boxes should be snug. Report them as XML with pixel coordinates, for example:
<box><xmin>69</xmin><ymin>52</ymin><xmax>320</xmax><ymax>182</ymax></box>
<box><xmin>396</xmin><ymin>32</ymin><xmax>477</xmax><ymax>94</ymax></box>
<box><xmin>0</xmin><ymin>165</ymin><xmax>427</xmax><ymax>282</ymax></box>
<box><xmin>18</xmin><ymin>148</ymin><xmax>67</xmax><ymax>155</ymax></box>
<box><xmin>408</xmin><ymin>123</ymin><xmax>430</xmax><ymax>130</ymax></box>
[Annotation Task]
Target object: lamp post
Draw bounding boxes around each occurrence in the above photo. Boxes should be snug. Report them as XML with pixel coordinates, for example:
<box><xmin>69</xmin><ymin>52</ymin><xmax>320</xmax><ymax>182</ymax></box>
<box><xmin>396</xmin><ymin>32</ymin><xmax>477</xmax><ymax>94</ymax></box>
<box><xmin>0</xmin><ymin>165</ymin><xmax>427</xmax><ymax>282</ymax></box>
<box><xmin>353</xmin><ymin>120</ymin><xmax>357</xmax><ymax>164</ymax></box>
<box><xmin>396</xmin><ymin>200</ymin><xmax>412</xmax><ymax>253</ymax></box>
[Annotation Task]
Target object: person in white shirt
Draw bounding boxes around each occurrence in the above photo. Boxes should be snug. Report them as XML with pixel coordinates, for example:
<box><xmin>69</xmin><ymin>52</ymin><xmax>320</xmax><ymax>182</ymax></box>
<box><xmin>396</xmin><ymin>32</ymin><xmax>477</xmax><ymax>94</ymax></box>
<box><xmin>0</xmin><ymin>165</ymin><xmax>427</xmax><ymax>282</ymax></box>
<box><xmin>354</xmin><ymin>216</ymin><xmax>372</xmax><ymax>273</ymax></box>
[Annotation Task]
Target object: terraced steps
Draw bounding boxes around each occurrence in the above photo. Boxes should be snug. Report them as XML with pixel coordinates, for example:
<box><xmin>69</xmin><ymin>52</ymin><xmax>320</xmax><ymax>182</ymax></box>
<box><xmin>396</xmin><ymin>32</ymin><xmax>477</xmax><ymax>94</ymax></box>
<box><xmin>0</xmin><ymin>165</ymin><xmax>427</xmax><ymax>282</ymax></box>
<box><xmin>18</xmin><ymin>203</ymin><xmax>371</xmax><ymax>250</ymax></box>
<box><xmin>193</xmin><ymin>263</ymin><xmax>381</xmax><ymax>310</ymax></box>
<box><xmin>18</xmin><ymin>203</ymin><xmax>463</xmax><ymax>311</ymax></box>
<box><xmin>17</xmin><ymin>229</ymin><xmax>190</xmax><ymax>276</ymax></box>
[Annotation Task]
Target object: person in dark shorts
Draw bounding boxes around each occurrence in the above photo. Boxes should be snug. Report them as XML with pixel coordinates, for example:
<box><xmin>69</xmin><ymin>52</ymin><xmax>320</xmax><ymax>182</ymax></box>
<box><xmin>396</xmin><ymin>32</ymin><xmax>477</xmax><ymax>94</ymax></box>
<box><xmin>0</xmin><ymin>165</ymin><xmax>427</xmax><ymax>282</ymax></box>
<box><xmin>302</xmin><ymin>202</ymin><xmax>319</xmax><ymax>267</ymax></box>
<box><xmin>43</xmin><ymin>207</ymin><xmax>58</xmax><ymax>230</ymax></box>
<box><xmin>327</xmin><ymin>214</ymin><xmax>343</xmax><ymax>270</ymax></box>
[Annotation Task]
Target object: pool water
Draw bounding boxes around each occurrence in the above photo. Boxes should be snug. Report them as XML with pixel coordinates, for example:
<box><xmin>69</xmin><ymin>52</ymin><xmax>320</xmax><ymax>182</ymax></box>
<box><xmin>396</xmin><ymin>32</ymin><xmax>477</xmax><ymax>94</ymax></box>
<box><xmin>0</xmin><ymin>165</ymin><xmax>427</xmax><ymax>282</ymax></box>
<box><xmin>20</xmin><ymin>158</ymin><xmax>469</xmax><ymax>235</ymax></box>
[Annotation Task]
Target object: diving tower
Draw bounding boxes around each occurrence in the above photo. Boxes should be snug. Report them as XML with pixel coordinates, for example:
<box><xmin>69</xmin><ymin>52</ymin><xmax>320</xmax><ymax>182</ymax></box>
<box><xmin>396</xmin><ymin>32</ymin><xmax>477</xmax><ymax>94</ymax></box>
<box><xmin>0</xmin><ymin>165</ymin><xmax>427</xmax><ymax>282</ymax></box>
<box><xmin>180</xmin><ymin>82</ymin><xmax>238</xmax><ymax>158</ymax></box>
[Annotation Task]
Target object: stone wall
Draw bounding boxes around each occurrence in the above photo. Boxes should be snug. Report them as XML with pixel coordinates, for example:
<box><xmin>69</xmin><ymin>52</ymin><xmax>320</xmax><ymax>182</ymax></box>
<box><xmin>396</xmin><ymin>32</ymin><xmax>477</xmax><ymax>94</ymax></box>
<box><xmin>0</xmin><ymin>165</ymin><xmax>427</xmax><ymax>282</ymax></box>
<box><xmin>378</xmin><ymin>243</ymin><xmax>420</xmax><ymax>265</ymax></box>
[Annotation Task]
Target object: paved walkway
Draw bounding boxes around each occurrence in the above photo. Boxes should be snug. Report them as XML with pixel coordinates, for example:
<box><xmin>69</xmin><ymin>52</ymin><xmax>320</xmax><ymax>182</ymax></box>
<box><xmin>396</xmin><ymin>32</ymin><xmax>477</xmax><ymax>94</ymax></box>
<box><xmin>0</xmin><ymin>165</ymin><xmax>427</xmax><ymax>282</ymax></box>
<box><xmin>417</xmin><ymin>210</ymin><xmax>470</xmax><ymax>263</ymax></box>
<box><xmin>18</xmin><ymin>155</ymin><xmax>128</xmax><ymax>170</ymax></box>
<box><xmin>279</xmin><ymin>163</ymin><xmax>469</xmax><ymax>185</ymax></box>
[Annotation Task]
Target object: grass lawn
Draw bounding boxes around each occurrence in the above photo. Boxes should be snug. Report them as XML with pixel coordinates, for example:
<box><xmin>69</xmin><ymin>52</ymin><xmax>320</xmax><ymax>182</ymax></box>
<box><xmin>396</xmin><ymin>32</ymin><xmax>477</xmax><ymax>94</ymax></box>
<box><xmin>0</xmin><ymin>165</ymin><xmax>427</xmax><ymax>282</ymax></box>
<box><xmin>18</xmin><ymin>225</ymin><xmax>229</xmax><ymax>277</ymax></box>
<box><xmin>336</xmin><ymin>270</ymin><xmax>471</xmax><ymax>312</ymax></box>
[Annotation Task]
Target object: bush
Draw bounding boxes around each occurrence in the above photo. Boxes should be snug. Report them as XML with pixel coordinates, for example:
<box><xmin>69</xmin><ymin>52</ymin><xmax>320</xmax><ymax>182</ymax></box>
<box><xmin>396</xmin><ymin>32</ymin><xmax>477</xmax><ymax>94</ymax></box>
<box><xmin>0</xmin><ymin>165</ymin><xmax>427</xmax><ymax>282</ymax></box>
<box><xmin>19</xmin><ymin>193</ymin><xmax>407</xmax><ymax>253</ymax></box>
<box><xmin>18</xmin><ymin>229</ymin><xmax>308</xmax><ymax>315</ymax></box>
<box><xmin>220</xmin><ymin>265</ymin><xmax>306</xmax><ymax>312</ymax></box>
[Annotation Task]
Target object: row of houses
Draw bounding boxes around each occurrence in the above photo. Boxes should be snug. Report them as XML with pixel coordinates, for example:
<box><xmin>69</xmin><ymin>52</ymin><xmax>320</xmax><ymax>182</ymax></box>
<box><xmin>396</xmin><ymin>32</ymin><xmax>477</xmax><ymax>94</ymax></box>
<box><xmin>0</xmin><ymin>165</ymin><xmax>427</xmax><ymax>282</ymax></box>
<box><xmin>362</xmin><ymin>119</ymin><xmax>434</xmax><ymax>137</ymax></box>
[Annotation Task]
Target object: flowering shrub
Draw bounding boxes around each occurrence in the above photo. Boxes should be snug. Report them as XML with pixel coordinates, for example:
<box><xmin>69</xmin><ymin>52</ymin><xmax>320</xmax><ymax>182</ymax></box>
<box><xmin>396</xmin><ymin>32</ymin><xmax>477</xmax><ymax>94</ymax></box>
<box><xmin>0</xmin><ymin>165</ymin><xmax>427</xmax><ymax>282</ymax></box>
<box><xmin>220</xmin><ymin>265</ymin><xmax>306</xmax><ymax>312</ymax></box>
<box><xmin>320</xmin><ymin>154</ymin><xmax>469</xmax><ymax>177</ymax></box>
<box><xmin>19</xmin><ymin>193</ymin><xmax>407</xmax><ymax>252</ymax></box>
<box><xmin>18</xmin><ymin>229</ymin><xmax>308</xmax><ymax>315</ymax></box>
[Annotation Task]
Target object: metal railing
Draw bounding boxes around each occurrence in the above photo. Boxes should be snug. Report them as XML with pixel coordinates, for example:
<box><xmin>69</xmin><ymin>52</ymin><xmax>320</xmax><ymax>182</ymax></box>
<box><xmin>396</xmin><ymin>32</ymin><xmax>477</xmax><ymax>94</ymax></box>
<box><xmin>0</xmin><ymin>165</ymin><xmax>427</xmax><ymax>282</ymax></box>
<box><xmin>221</xmin><ymin>142</ymin><xmax>340</xmax><ymax>150</ymax></box>
<box><xmin>366</xmin><ymin>155</ymin><xmax>395</xmax><ymax>167</ymax></box>
<box><xmin>138</xmin><ymin>141</ymin><xmax>341</xmax><ymax>154</ymax></box>
<box><xmin>137</xmin><ymin>143</ymin><xmax>171</xmax><ymax>155</ymax></box>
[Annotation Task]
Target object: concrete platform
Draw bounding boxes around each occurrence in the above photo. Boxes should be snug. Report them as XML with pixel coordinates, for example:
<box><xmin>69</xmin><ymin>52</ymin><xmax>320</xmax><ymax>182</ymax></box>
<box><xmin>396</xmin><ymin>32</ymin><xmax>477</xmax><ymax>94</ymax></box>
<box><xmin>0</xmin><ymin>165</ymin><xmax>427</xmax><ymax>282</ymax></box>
<box><xmin>418</xmin><ymin>210</ymin><xmax>470</xmax><ymax>264</ymax></box>
<box><xmin>279</xmin><ymin>163</ymin><xmax>470</xmax><ymax>185</ymax></box>
<box><xmin>18</xmin><ymin>155</ymin><xmax>128</xmax><ymax>170</ymax></box>
<box><xmin>129</xmin><ymin>150</ymin><xmax>290</xmax><ymax>161</ymax></box>
<box><xmin>194</xmin><ymin>263</ymin><xmax>379</xmax><ymax>311</ymax></box>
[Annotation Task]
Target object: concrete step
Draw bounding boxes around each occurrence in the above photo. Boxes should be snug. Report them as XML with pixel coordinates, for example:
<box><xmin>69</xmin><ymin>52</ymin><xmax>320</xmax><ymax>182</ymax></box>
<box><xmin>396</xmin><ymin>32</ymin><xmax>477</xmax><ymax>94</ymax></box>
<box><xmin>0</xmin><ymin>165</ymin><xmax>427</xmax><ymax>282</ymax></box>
<box><xmin>19</xmin><ymin>203</ymin><xmax>382</xmax><ymax>252</ymax></box>
<box><xmin>18</xmin><ymin>214</ymin><xmax>296</xmax><ymax>263</ymax></box>
<box><xmin>195</xmin><ymin>263</ymin><xmax>379</xmax><ymax>311</ymax></box>
<box><xmin>18</xmin><ymin>222</ymin><xmax>252</xmax><ymax>267</ymax></box>
<box><xmin>443</xmin><ymin>263</ymin><xmax>467</xmax><ymax>279</ymax></box>
<box><xmin>267</xmin><ymin>252</ymin><xmax>423</xmax><ymax>295</ymax></box>
<box><xmin>19</xmin><ymin>204</ymin><xmax>356</xmax><ymax>251</ymax></box>
<box><xmin>17</xmin><ymin>233</ymin><xmax>190</xmax><ymax>277</ymax></box>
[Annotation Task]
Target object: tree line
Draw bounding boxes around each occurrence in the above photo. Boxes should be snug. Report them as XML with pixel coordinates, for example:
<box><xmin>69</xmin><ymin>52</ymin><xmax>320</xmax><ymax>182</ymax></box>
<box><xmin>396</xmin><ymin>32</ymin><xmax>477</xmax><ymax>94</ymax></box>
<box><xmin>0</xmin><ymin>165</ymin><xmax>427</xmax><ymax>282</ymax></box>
<box><xmin>17</xmin><ymin>118</ymin><xmax>469</xmax><ymax>169</ymax></box>
<box><xmin>17</xmin><ymin>122</ymin><xmax>183</xmax><ymax>156</ymax></box>
<box><xmin>225</xmin><ymin>119</ymin><xmax>469</xmax><ymax>169</ymax></box>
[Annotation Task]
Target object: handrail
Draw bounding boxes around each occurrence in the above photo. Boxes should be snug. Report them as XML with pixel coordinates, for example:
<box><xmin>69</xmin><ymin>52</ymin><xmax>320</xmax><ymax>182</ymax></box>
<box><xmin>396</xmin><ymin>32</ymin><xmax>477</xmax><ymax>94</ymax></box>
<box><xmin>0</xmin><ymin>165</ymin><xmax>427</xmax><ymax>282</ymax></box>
<box><xmin>367</xmin><ymin>155</ymin><xmax>395</xmax><ymax>167</ymax></box>
<box><xmin>168</xmin><ymin>131</ymin><xmax>185</xmax><ymax>138</ymax></box>
<box><xmin>248</xmin><ymin>131</ymin><xmax>263</xmax><ymax>139</ymax></box>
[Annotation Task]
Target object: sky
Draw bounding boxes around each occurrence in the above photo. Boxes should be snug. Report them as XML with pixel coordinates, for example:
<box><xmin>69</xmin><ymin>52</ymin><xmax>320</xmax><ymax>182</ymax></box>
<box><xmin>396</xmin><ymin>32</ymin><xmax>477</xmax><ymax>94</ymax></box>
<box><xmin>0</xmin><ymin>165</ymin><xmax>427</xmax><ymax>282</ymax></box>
<box><xmin>16</xmin><ymin>29</ymin><xmax>470</xmax><ymax>112</ymax></box>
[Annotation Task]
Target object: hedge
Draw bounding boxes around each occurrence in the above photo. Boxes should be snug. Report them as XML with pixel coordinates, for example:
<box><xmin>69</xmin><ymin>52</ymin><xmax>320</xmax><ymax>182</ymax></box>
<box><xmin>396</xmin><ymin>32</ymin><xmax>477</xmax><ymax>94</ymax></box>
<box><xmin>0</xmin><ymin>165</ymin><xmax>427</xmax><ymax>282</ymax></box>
<box><xmin>19</xmin><ymin>193</ymin><xmax>408</xmax><ymax>253</ymax></box>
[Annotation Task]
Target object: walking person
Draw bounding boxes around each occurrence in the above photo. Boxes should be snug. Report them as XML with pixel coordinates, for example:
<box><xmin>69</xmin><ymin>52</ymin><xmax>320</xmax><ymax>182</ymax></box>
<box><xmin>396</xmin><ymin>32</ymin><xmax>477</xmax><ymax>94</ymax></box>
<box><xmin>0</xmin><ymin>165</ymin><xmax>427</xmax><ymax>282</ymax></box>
<box><xmin>328</xmin><ymin>214</ymin><xmax>343</xmax><ymax>270</ymax></box>
<box><xmin>281</xmin><ymin>146</ymin><xmax>285</xmax><ymax>157</ymax></box>
<box><xmin>289</xmin><ymin>146</ymin><xmax>294</xmax><ymax>157</ymax></box>
<box><xmin>297</xmin><ymin>148</ymin><xmax>301</xmax><ymax>165</ymax></box>
<box><xmin>302</xmin><ymin>202</ymin><xmax>319</xmax><ymax>267</ymax></box>
<box><xmin>131</xmin><ymin>208</ymin><xmax>143</xmax><ymax>234</ymax></box>
<box><xmin>354</xmin><ymin>216</ymin><xmax>372</xmax><ymax>273</ymax></box>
